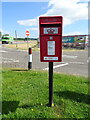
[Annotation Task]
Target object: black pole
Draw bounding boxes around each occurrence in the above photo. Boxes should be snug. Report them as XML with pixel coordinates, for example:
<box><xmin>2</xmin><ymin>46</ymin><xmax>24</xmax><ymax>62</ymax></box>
<box><xmin>49</xmin><ymin>62</ymin><xmax>53</xmax><ymax>107</ymax></box>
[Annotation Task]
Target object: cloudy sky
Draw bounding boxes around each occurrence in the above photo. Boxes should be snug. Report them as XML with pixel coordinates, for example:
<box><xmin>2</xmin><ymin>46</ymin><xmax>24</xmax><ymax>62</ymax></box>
<box><xmin>1</xmin><ymin>0</ymin><xmax>89</xmax><ymax>38</ymax></box>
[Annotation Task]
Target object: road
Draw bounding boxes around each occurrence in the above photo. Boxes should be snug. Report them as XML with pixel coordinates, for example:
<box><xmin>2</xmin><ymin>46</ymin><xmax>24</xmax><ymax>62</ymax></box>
<box><xmin>1</xmin><ymin>47</ymin><xmax>88</xmax><ymax>77</ymax></box>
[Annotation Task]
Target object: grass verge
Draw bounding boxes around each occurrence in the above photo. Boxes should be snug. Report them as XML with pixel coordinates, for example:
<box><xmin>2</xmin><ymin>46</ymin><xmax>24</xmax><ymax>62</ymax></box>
<box><xmin>2</xmin><ymin>40</ymin><xmax>38</xmax><ymax>50</ymax></box>
<box><xmin>2</xmin><ymin>41</ymin><xmax>87</xmax><ymax>52</ymax></box>
<box><xmin>2</xmin><ymin>69</ymin><xmax>89</xmax><ymax>119</ymax></box>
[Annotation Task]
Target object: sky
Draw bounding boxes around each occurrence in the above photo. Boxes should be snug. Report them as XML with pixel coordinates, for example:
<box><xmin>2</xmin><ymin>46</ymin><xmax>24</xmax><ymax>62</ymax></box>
<box><xmin>1</xmin><ymin>0</ymin><xmax>89</xmax><ymax>38</ymax></box>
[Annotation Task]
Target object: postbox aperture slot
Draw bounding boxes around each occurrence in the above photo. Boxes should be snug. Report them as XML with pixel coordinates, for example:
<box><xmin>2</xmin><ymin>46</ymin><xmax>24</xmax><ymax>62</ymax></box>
<box><xmin>40</xmin><ymin>24</ymin><xmax>61</xmax><ymax>27</ymax></box>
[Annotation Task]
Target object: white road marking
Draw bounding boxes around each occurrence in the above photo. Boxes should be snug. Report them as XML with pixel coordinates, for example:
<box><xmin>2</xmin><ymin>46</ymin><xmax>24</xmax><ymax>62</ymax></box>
<box><xmin>0</xmin><ymin>57</ymin><xmax>13</xmax><ymax>60</ymax></box>
<box><xmin>13</xmin><ymin>60</ymin><xmax>19</xmax><ymax>62</ymax></box>
<box><xmin>87</xmin><ymin>57</ymin><xmax>90</xmax><ymax>63</ymax></box>
<box><xmin>0</xmin><ymin>57</ymin><xmax>19</xmax><ymax>63</ymax></box>
<box><xmin>3</xmin><ymin>60</ymin><xmax>19</xmax><ymax>63</ymax></box>
<box><xmin>0</xmin><ymin>50</ymin><xmax>7</xmax><ymax>53</ymax></box>
<box><xmin>62</xmin><ymin>55</ymin><xmax>77</xmax><ymax>59</ymax></box>
<box><xmin>43</xmin><ymin>62</ymin><xmax>69</xmax><ymax>70</ymax></box>
<box><xmin>3</xmin><ymin>61</ymin><xmax>12</xmax><ymax>63</ymax></box>
<box><xmin>87</xmin><ymin>60</ymin><xmax>89</xmax><ymax>63</ymax></box>
<box><xmin>69</xmin><ymin>62</ymin><xmax>84</xmax><ymax>64</ymax></box>
<box><xmin>16</xmin><ymin>49</ymin><xmax>27</xmax><ymax>52</ymax></box>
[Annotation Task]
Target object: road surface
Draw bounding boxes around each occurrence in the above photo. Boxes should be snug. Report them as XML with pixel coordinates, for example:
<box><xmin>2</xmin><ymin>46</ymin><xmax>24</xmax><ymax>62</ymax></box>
<box><xmin>1</xmin><ymin>47</ymin><xmax>88</xmax><ymax>77</ymax></box>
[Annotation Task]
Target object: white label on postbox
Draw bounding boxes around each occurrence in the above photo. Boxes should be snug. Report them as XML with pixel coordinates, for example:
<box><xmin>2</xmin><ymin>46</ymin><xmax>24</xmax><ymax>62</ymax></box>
<box><xmin>44</xmin><ymin>28</ymin><xmax>58</xmax><ymax>34</ymax></box>
<box><xmin>48</xmin><ymin>41</ymin><xmax>55</xmax><ymax>55</ymax></box>
<box><xmin>44</xmin><ymin>57</ymin><xmax>58</xmax><ymax>60</ymax></box>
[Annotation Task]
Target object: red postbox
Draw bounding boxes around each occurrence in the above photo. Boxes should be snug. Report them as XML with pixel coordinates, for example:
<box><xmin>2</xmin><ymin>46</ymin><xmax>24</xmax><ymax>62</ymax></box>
<box><xmin>39</xmin><ymin>16</ymin><xmax>63</xmax><ymax>62</ymax></box>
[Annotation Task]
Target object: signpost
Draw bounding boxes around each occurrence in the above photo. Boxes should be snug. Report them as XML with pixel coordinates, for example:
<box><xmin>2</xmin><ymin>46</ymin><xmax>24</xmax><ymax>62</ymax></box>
<box><xmin>39</xmin><ymin>16</ymin><xmax>63</xmax><ymax>107</ymax></box>
<box><xmin>15</xmin><ymin>30</ymin><xmax>18</xmax><ymax>49</ymax></box>
<box><xmin>26</xmin><ymin>29</ymin><xmax>30</xmax><ymax>48</ymax></box>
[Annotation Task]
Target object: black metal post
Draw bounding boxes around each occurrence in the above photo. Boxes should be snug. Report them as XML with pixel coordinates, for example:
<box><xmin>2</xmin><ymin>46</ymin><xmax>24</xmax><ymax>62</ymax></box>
<box><xmin>49</xmin><ymin>62</ymin><xmax>53</xmax><ymax>107</ymax></box>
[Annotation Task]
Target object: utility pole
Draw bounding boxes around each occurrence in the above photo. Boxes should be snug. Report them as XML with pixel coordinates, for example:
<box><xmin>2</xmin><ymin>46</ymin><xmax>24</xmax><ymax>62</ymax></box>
<box><xmin>15</xmin><ymin>30</ymin><xmax>18</xmax><ymax>49</ymax></box>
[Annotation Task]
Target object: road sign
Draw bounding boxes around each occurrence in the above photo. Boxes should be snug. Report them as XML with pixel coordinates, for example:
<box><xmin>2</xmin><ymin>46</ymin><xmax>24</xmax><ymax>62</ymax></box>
<box><xmin>39</xmin><ymin>16</ymin><xmax>63</xmax><ymax>62</ymax></box>
<box><xmin>26</xmin><ymin>30</ymin><xmax>30</xmax><ymax>36</ymax></box>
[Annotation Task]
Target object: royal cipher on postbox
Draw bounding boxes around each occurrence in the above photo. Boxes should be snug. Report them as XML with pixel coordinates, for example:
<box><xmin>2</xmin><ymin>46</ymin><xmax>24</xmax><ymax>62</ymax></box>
<box><xmin>39</xmin><ymin>16</ymin><xmax>63</xmax><ymax>62</ymax></box>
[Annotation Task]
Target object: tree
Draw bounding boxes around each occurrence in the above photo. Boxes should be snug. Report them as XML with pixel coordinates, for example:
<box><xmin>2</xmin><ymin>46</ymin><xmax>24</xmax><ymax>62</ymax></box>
<box><xmin>4</xmin><ymin>34</ymin><xmax>9</xmax><ymax>36</ymax></box>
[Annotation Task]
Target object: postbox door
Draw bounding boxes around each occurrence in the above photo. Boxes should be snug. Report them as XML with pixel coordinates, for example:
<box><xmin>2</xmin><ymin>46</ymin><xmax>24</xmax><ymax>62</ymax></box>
<box><xmin>40</xmin><ymin>35</ymin><xmax>62</xmax><ymax>62</ymax></box>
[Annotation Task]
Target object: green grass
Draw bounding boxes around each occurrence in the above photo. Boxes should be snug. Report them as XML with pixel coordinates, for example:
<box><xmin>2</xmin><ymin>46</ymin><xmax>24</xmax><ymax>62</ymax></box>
<box><xmin>2</xmin><ymin>69</ymin><xmax>89</xmax><ymax>119</ymax></box>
